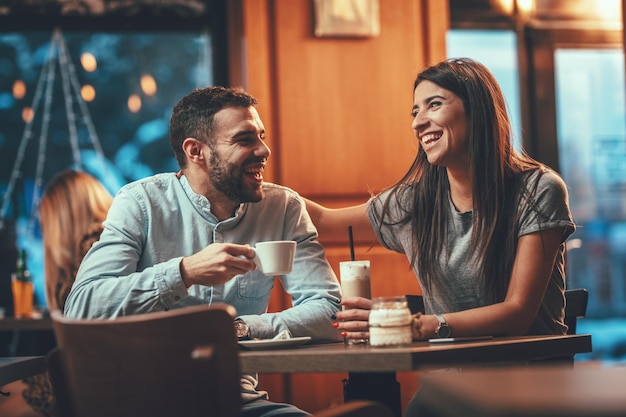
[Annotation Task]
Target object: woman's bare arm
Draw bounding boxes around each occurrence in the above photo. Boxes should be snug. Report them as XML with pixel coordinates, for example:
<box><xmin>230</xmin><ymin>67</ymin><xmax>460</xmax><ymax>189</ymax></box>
<box><xmin>303</xmin><ymin>198</ymin><xmax>376</xmax><ymax>242</ymax></box>
<box><xmin>335</xmin><ymin>227</ymin><xmax>567</xmax><ymax>341</ymax></box>
<box><xmin>413</xmin><ymin>227</ymin><xmax>566</xmax><ymax>339</ymax></box>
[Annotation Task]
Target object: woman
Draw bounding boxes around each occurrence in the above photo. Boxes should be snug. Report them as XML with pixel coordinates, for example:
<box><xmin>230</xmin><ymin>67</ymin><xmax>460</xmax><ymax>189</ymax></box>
<box><xmin>0</xmin><ymin>170</ymin><xmax>112</xmax><ymax>417</ymax></box>
<box><xmin>307</xmin><ymin>57</ymin><xmax>575</xmax><ymax>342</ymax></box>
<box><xmin>307</xmin><ymin>58</ymin><xmax>575</xmax><ymax>415</ymax></box>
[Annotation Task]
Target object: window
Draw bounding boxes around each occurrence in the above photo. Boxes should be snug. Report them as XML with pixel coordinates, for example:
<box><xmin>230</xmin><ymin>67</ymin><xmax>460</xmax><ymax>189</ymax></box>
<box><xmin>446</xmin><ymin>29</ymin><xmax>522</xmax><ymax>151</ymax></box>
<box><xmin>0</xmin><ymin>26</ymin><xmax>219</xmax><ymax>308</ymax></box>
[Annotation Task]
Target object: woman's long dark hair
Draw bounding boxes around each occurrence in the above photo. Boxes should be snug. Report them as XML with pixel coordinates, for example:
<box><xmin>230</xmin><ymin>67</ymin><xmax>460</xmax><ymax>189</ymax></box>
<box><xmin>378</xmin><ymin>58</ymin><xmax>545</xmax><ymax>303</ymax></box>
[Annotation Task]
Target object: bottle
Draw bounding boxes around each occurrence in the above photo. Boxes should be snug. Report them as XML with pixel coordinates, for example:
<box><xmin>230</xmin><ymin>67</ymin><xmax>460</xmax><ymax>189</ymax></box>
<box><xmin>16</xmin><ymin>249</ymin><xmax>31</xmax><ymax>280</ymax></box>
<box><xmin>369</xmin><ymin>296</ymin><xmax>412</xmax><ymax>347</ymax></box>
<box><xmin>11</xmin><ymin>248</ymin><xmax>33</xmax><ymax>318</ymax></box>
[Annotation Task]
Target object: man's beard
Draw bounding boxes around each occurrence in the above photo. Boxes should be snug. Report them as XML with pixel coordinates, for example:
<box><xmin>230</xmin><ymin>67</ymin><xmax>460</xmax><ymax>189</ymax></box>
<box><xmin>209</xmin><ymin>152</ymin><xmax>264</xmax><ymax>203</ymax></box>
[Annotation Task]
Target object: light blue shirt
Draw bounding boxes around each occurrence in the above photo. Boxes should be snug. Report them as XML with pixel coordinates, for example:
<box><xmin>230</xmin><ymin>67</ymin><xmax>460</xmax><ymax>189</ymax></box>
<box><xmin>65</xmin><ymin>173</ymin><xmax>342</xmax><ymax>343</ymax></box>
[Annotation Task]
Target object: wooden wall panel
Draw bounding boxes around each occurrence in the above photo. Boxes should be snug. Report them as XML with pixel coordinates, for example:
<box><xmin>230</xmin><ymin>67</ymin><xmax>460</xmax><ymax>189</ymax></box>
<box><xmin>423</xmin><ymin>0</ymin><xmax>451</xmax><ymax>66</ymax></box>
<box><xmin>227</xmin><ymin>0</ymin><xmax>279</xmax><ymax>183</ymax></box>
<box><xmin>228</xmin><ymin>0</ymin><xmax>448</xmax><ymax>414</ymax></box>
<box><xmin>325</xmin><ymin>245</ymin><xmax>422</xmax><ymax>298</ymax></box>
<box><xmin>272</xmin><ymin>1</ymin><xmax>422</xmax><ymax>197</ymax></box>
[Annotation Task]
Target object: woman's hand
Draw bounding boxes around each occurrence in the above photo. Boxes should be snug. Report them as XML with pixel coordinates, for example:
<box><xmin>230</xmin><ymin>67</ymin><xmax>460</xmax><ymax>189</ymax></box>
<box><xmin>332</xmin><ymin>296</ymin><xmax>372</xmax><ymax>340</ymax></box>
<box><xmin>411</xmin><ymin>312</ymin><xmax>427</xmax><ymax>340</ymax></box>
<box><xmin>411</xmin><ymin>313</ymin><xmax>448</xmax><ymax>340</ymax></box>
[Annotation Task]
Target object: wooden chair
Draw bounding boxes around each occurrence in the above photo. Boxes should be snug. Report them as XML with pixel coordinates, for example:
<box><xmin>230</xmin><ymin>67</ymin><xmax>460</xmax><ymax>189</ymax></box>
<box><xmin>405</xmin><ymin>294</ymin><xmax>425</xmax><ymax>315</ymax></box>
<box><xmin>47</xmin><ymin>304</ymin><xmax>241</xmax><ymax>417</ymax></box>
<box><xmin>564</xmin><ymin>288</ymin><xmax>588</xmax><ymax>335</ymax></box>
<box><xmin>47</xmin><ymin>304</ymin><xmax>394</xmax><ymax>417</ymax></box>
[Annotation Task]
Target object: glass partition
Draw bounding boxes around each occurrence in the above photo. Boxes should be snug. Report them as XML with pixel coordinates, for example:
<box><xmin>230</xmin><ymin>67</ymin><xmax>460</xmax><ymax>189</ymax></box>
<box><xmin>555</xmin><ymin>48</ymin><xmax>626</xmax><ymax>318</ymax></box>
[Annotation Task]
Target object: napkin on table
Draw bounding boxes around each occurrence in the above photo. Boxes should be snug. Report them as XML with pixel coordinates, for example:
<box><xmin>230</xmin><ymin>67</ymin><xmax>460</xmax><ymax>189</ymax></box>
<box><xmin>271</xmin><ymin>329</ymin><xmax>292</xmax><ymax>340</ymax></box>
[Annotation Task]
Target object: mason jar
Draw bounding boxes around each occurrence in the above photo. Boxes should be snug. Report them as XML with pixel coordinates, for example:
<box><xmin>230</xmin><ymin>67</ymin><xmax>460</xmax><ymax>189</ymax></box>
<box><xmin>368</xmin><ymin>296</ymin><xmax>412</xmax><ymax>347</ymax></box>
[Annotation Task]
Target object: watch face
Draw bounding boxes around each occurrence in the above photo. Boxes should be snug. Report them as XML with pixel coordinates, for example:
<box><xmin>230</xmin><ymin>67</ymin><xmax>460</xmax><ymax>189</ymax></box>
<box><xmin>435</xmin><ymin>314</ymin><xmax>451</xmax><ymax>338</ymax></box>
<box><xmin>235</xmin><ymin>321</ymin><xmax>249</xmax><ymax>338</ymax></box>
<box><xmin>437</xmin><ymin>323</ymin><xmax>452</xmax><ymax>337</ymax></box>
<box><xmin>437</xmin><ymin>324</ymin><xmax>451</xmax><ymax>338</ymax></box>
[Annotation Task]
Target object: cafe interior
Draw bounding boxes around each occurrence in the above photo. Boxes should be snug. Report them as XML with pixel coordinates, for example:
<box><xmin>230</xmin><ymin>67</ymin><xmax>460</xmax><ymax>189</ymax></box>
<box><xmin>0</xmin><ymin>0</ymin><xmax>625</xmax><ymax>416</ymax></box>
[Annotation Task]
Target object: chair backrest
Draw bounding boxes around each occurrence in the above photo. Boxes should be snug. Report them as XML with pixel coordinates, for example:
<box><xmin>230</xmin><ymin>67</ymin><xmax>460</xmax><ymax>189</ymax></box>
<box><xmin>47</xmin><ymin>304</ymin><xmax>241</xmax><ymax>417</ymax></box>
<box><xmin>405</xmin><ymin>294</ymin><xmax>425</xmax><ymax>315</ymax></box>
<box><xmin>564</xmin><ymin>288</ymin><xmax>588</xmax><ymax>335</ymax></box>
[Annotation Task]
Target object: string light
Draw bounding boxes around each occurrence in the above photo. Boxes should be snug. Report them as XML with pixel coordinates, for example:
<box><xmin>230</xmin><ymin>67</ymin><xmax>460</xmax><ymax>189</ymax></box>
<box><xmin>1</xmin><ymin>28</ymin><xmax>109</xmax><ymax>230</ymax></box>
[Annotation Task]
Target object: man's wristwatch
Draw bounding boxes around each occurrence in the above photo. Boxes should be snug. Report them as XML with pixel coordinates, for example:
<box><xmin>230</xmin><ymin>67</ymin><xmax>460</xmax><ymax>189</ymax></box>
<box><xmin>234</xmin><ymin>319</ymin><xmax>251</xmax><ymax>340</ymax></box>
<box><xmin>435</xmin><ymin>314</ymin><xmax>451</xmax><ymax>338</ymax></box>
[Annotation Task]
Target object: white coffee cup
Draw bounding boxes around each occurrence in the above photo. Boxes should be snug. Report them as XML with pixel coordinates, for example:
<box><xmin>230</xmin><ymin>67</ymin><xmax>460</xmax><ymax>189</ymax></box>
<box><xmin>253</xmin><ymin>240</ymin><xmax>297</xmax><ymax>275</ymax></box>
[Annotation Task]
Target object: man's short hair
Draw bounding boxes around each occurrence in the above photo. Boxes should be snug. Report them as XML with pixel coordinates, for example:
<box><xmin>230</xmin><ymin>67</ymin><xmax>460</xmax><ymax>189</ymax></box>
<box><xmin>169</xmin><ymin>86</ymin><xmax>258</xmax><ymax>168</ymax></box>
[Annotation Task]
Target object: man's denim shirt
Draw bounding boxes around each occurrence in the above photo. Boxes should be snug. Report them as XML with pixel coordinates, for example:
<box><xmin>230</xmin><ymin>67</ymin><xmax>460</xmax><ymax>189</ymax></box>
<box><xmin>64</xmin><ymin>173</ymin><xmax>342</xmax><ymax>342</ymax></box>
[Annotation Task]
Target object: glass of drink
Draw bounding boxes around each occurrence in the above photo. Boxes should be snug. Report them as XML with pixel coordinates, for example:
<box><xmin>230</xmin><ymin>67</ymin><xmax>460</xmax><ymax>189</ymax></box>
<box><xmin>11</xmin><ymin>276</ymin><xmax>33</xmax><ymax>318</ymax></box>
<box><xmin>369</xmin><ymin>296</ymin><xmax>412</xmax><ymax>347</ymax></box>
<box><xmin>11</xmin><ymin>249</ymin><xmax>33</xmax><ymax>318</ymax></box>
<box><xmin>339</xmin><ymin>260</ymin><xmax>371</xmax><ymax>345</ymax></box>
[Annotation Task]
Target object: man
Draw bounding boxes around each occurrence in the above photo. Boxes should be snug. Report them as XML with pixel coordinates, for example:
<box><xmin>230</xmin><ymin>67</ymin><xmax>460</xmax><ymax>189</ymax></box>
<box><xmin>64</xmin><ymin>86</ymin><xmax>342</xmax><ymax>416</ymax></box>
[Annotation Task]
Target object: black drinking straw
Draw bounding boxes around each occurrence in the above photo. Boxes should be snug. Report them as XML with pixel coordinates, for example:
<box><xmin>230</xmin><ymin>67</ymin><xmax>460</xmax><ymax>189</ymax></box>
<box><xmin>348</xmin><ymin>225</ymin><xmax>355</xmax><ymax>261</ymax></box>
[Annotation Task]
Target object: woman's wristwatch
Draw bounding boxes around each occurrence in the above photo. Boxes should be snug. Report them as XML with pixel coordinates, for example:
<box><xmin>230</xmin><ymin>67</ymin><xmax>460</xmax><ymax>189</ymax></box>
<box><xmin>435</xmin><ymin>314</ymin><xmax>451</xmax><ymax>338</ymax></box>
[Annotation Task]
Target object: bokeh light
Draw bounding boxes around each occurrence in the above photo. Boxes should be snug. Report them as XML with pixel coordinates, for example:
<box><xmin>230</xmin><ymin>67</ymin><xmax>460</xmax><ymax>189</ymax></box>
<box><xmin>12</xmin><ymin>80</ymin><xmax>26</xmax><ymax>99</ymax></box>
<box><xmin>22</xmin><ymin>107</ymin><xmax>34</xmax><ymax>123</ymax></box>
<box><xmin>140</xmin><ymin>74</ymin><xmax>157</xmax><ymax>96</ymax></box>
<box><xmin>80</xmin><ymin>84</ymin><xmax>96</xmax><ymax>102</ymax></box>
<box><xmin>128</xmin><ymin>94</ymin><xmax>142</xmax><ymax>113</ymax></box>
<box><xmin>80</xmin><ymin>52</ymin><xmax>97</xmax><ymax>72</ymax></box>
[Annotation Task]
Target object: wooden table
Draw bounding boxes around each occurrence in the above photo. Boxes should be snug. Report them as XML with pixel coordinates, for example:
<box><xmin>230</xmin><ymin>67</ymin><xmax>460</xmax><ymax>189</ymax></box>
<box><xmin>0</xmin><ymin>317</ymin><xmax>52</xmax><ymax>331</ymax></box>
<box><xmin>239</xmin><ymin>334</ymin><xmax>592</xmax><ymax>373</ymax></box>
<box><xmin>239</xmin><ymin>334</ymin><xmax>592</xmax><ymax>417</ymax></box>
<box><xmin>0</xmin><ymin>356</ymin><xmax>47</xmax><ymax>387</ymax></box>
<box><xmin>0</xmin><ymin>317</ymin><xmax>54</xmax><ymax>357</ymax></box>
<box><xmin>418</xmin><ymin>363</ymin><xmax>625</xmax><ymax>417</ymax></box>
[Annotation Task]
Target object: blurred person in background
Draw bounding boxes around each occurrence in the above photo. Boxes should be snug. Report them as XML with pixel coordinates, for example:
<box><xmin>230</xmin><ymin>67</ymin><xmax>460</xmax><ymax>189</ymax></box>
<box><xmin>0</xmin><ymin>169</ymin><xmax>112</xmax><ymax>417</ymax></box>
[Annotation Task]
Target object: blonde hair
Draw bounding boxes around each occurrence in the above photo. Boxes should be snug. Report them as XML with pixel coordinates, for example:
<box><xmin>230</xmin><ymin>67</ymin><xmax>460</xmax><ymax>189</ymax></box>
<box><xmin>38</xmin><ymin>170</ymin><xmax>113</xmax><ymax>311</ymax></box>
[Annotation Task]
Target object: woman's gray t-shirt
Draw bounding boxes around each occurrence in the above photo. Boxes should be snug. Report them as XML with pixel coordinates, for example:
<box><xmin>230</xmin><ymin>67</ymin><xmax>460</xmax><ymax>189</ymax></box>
<box><xmin>367</xmin><ymin>169</ymin><xmax>575</xmax><ymax>335</ymax></box>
